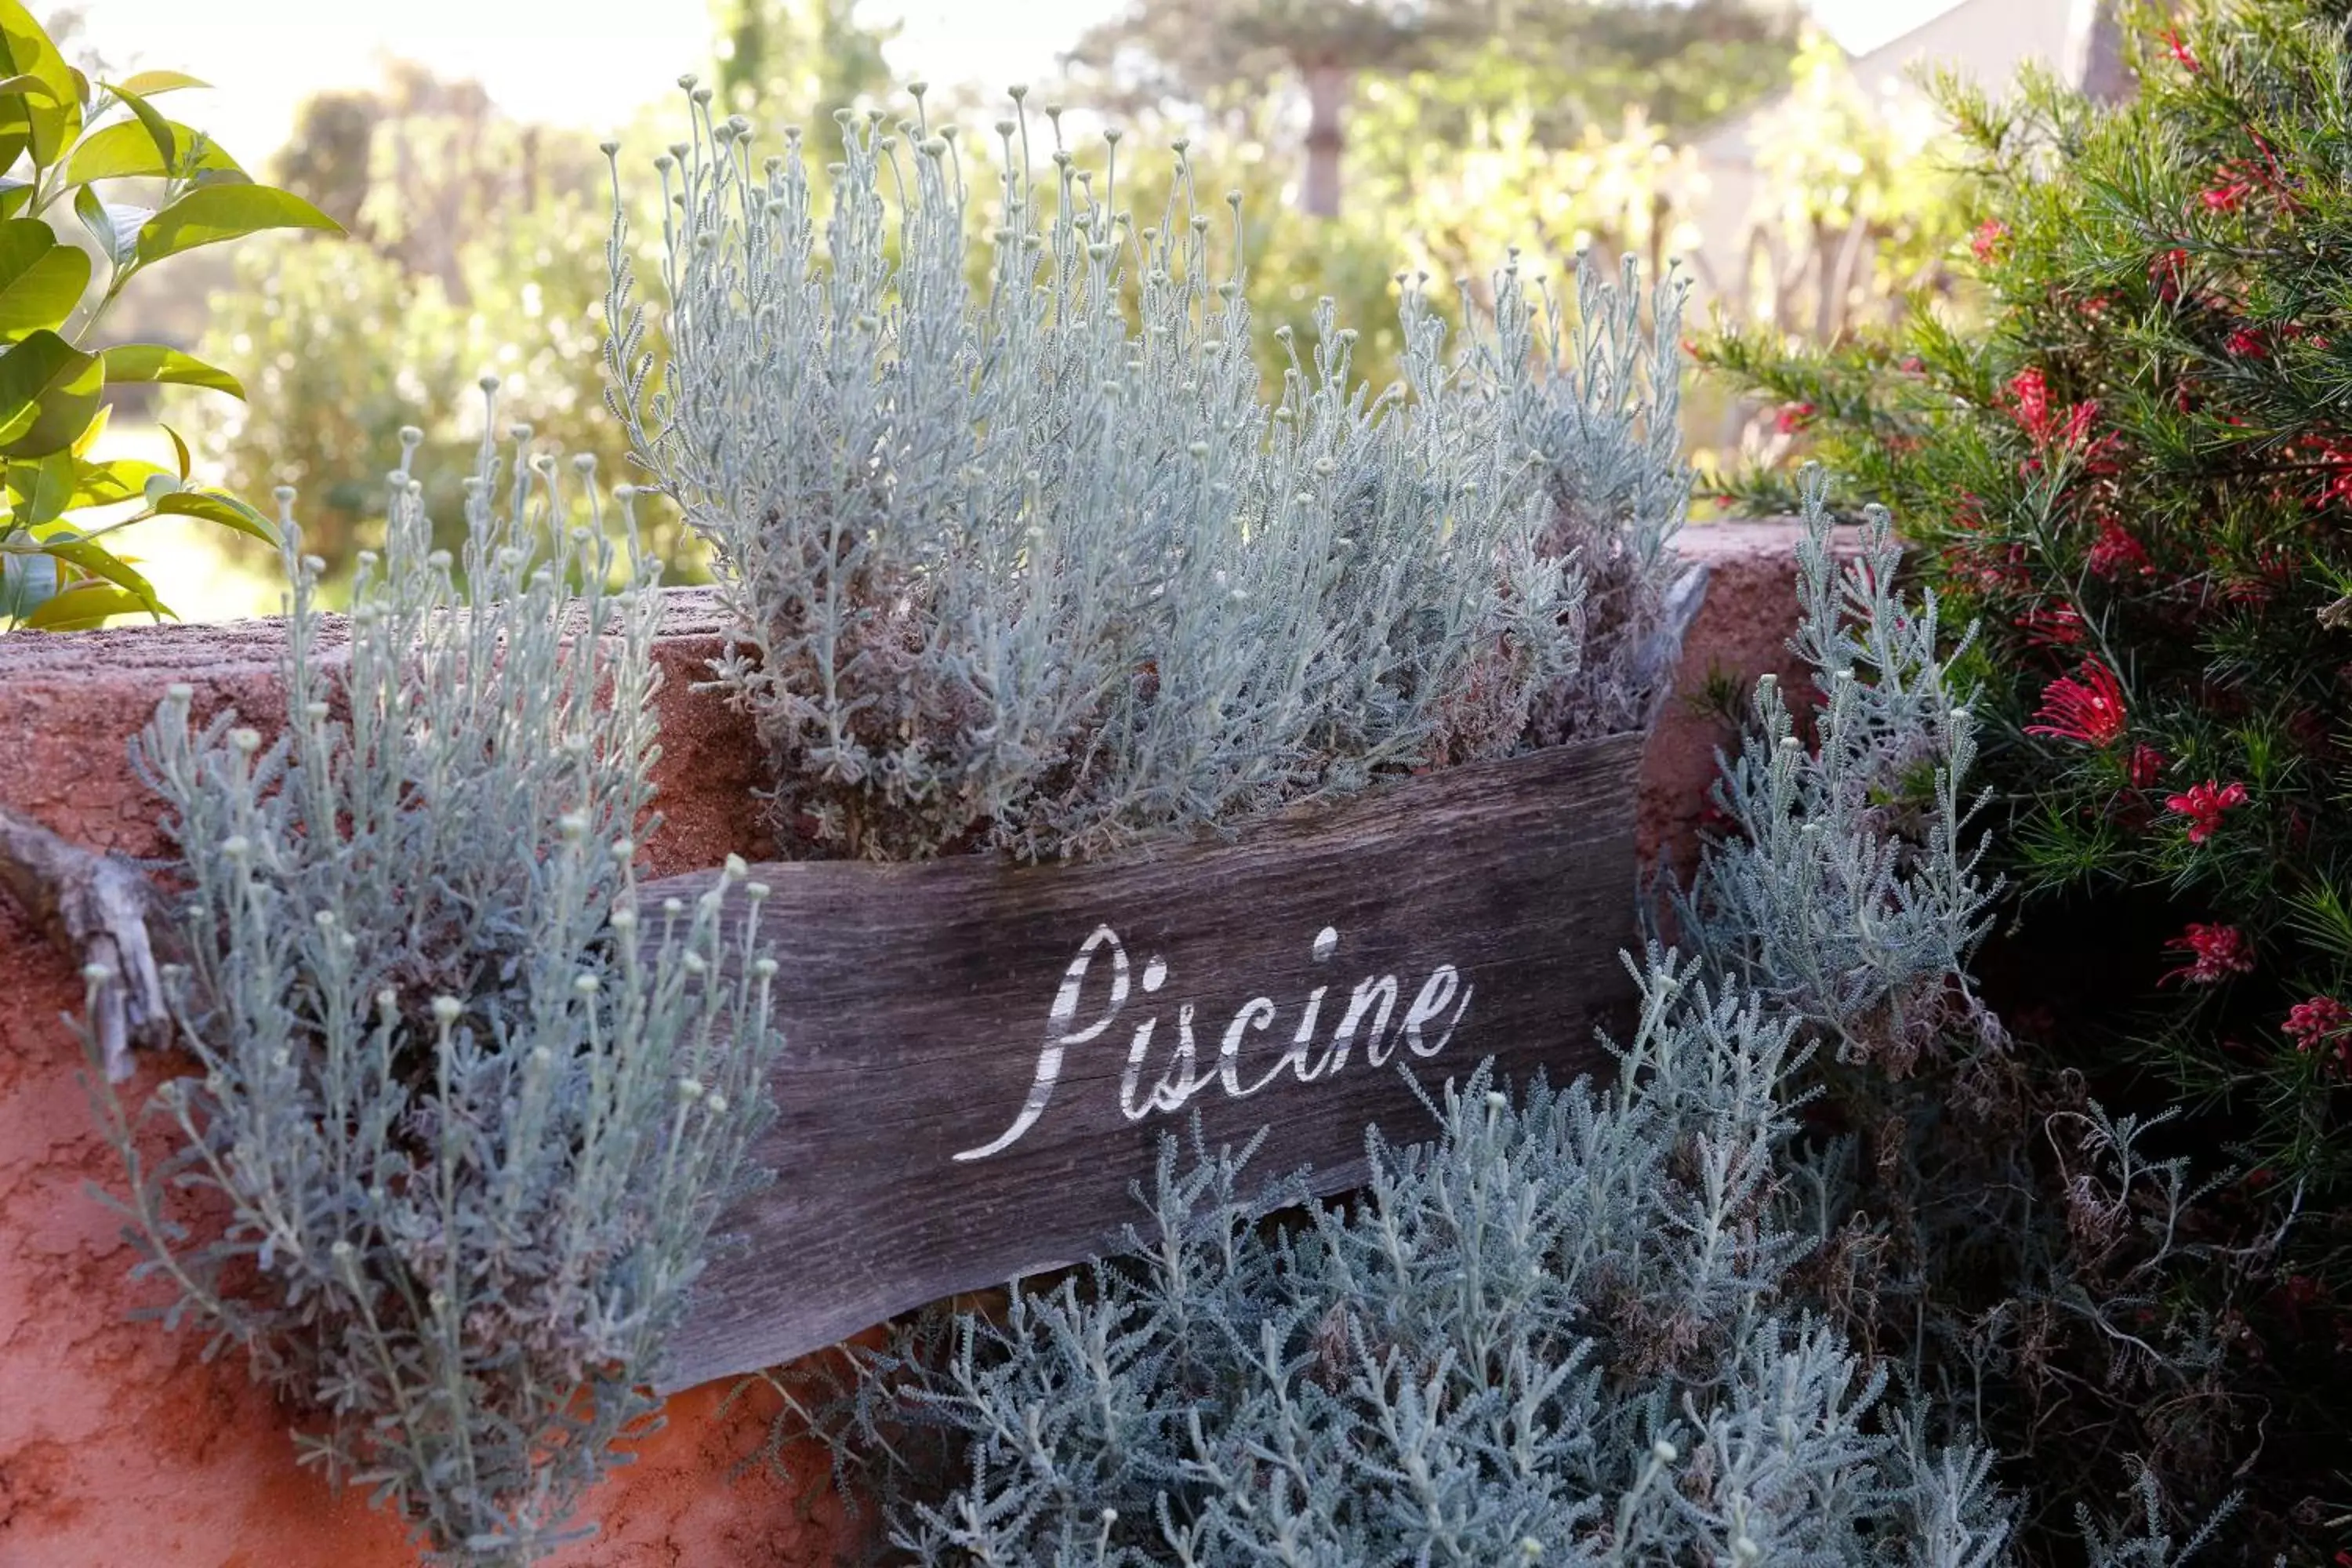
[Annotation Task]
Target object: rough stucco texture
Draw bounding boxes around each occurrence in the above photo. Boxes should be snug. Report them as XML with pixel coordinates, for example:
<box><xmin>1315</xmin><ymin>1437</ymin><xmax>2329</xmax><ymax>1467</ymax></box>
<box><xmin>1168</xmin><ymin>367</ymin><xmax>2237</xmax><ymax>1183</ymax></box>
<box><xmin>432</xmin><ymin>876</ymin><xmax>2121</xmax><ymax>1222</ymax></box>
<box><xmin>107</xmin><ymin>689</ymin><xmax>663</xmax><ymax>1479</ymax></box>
<box><xmin>0</xmin><ymin>526</ymin><xmax>1812</xmax><ymax>1567</ymax></box>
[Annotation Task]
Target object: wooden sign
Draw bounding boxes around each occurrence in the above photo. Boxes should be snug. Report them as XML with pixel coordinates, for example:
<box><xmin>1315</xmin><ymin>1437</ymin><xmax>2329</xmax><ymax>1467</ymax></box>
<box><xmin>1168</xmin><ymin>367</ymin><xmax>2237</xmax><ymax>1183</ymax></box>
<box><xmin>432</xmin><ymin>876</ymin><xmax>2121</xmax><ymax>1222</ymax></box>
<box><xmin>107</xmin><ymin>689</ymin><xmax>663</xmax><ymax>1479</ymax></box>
<box><xmin>644</xmin><ymin>731</ymin><xmax>1644</xmax><ymax>1392</ymax></box>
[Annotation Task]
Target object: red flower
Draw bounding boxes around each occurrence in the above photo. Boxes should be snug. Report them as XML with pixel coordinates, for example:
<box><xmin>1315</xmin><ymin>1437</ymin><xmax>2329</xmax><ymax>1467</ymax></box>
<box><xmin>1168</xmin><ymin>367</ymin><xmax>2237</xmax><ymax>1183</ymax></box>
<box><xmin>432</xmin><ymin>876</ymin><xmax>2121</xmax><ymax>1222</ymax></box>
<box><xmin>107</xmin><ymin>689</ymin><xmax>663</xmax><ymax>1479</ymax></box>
<box><xmin>2151</xmin><ymin>246</ymin><xmax>2190</xmax><ymax>302</ymax></box>
<box><xmin>2006</xmin><ymin>367</ymin><xmax>2053</xmax><ymax>441</ymax></box>
<box><xmin>2201</xmin><ymin>165</ymin><xmax>2255</xmax><ymax>212</ymax></box>
<box><xmin>1773</xmin><ymin>401</ymin><xmax>1816</xmax><ymax>434</ymax></box>
<box><xmin>2283</xmin><ymin>996</ymin><xmax>2352</xmax><ymax>1051</ymax></box>
<box><xmin>2226</xmin><ymin>327</ymin><xmax>2267</xmax><ymax>358</ymax></box>
<box><xmin>2165</xmin><ymin>779</ymin><xmax>2248</xmax><ymax>843</ymax></box>
<box><xmin>1971</xmin><ymin>218</ymin><xmax>2009</xmax><ymax>261</ymax></box>
<box><xmin>2057</xmin><ymin>398</ymin><xmax>2101</xmax><ymax>448</ymax></box>
<box><xmin>2025</xmin><ymin>658</ymin><xmax>2128</xmax><ymax>746</ymax></box>
<box><xmin>2089</xmin><ymin>517</ymin><xmax>2151</xmax><ymax>579</ymax></box>
<box><xmin>2016</xmin><ymin>602</ymin><xmax>2088</xmax><ymax>648</ymax></box>
<box><xmin>2162</xmin><ymin>27</ymin><xmax>2201</xmax><ymax>71</ymax></box>
<box><xmin>2129</xmin><ymin>744</ymin><xmax>2166</xmax><ymax>788</ymax></box>
<box><xmin>2163</xmin><ymin>923</ymin><xmax>2254</xmax><ymax>985</ymax></box>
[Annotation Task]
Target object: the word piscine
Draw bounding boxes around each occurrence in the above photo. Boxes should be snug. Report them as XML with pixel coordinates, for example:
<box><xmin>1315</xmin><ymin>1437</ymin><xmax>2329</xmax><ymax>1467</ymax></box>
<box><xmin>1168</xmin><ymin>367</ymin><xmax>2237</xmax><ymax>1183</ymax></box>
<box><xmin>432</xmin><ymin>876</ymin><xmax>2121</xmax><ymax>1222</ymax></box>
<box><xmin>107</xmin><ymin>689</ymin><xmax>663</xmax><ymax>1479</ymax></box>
<box><xmin>957</xmin><ymin>924</ymin><xmax>1472</xmax><ymax>1161</ymax></box>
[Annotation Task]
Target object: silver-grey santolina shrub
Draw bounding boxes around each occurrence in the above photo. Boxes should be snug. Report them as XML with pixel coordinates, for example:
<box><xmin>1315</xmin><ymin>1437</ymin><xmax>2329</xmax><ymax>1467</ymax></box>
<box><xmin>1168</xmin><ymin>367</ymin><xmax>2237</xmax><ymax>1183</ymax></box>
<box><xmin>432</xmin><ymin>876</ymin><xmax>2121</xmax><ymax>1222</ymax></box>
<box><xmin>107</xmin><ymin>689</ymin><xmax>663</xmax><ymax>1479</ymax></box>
<box><xmin>773</xmin><ymin>498</ymin><xmax>2021</xmax><ymax>1566</ymax></box>
<box><xmin>85</xmin><ymin>397</ymin><xmax>785</xmax><ymax>1566</ymax></box>
<box><xmin>605</xmin><ymin>80</ymin><xmax>1689</xmax><ymax>862</ymax></box>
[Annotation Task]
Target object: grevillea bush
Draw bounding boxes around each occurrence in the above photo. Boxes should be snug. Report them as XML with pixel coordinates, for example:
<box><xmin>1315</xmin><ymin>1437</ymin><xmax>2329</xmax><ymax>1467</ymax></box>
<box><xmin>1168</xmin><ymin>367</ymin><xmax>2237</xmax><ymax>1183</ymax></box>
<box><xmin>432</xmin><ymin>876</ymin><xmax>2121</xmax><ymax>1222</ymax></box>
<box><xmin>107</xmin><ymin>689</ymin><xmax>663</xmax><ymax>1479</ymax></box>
<box><xmin>85</xmin><ymin>405</ymin><xmax>785</xmax><ymax>1564</ymax></box>
<box><xmin>606</xmin><ymin>79</ymin><xmax>1690</xmax><ymax>863</ymax></box>
<box><xmin>1709</xmin><ymin>0</ymin><xmax>2352</xmax><ymax>1202</ymax></box>
<box><xmin>1704</xmin><ymin>1</ymin><xmax>2352</xmax><ymax>1549</ymax></box>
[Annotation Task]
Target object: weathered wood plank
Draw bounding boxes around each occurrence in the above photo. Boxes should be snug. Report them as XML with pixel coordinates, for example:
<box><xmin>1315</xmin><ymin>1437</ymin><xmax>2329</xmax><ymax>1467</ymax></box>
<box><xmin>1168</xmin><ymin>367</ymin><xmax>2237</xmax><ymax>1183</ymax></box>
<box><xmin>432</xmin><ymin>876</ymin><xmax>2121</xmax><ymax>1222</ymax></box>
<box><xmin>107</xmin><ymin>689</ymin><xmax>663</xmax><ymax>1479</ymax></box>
<box><xmin>644</xmin><ymin>731</ymin><xmax>1644</xmax><ymax>1391</ymax></box>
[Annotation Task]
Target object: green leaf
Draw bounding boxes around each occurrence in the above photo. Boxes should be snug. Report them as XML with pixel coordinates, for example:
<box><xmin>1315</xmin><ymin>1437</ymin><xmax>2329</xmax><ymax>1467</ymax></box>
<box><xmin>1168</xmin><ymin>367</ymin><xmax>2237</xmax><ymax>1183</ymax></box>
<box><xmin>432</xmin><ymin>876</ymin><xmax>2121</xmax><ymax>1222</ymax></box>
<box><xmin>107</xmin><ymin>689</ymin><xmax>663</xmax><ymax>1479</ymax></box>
<box><xmin>0</xmin><ymin>218</ymin><xmax>88</xmax><ymax>336</ymax></box>
<box><xmin>63</xmin><ymin>115</ymin><xmax>242</xmax><ymax>184</ymax></box>
<box><xmin>159</xmin><ymin>420</ymin><xmax>190</xmax><ymax>481</ymax></box>
<box><xmin>64</xmin><ymin>454</ymin><xmax>166</xmax><ymax>506</ymax></box>
<box><xmin>23</xmin><ymin>579</ymin><xmax>149</xmax><ymax>627</ymax></box>
<box><xmin>134</xmin><ymin>183</ymin><xmax>339</xmax><ymax>267</ymax></box>
<box><xmin>0</xmin><ymin>1</ymin><xmax>80</xmax><ymax>170</ymax></box>
<box><xmin>113</xmin><ymin>70</ymin><xmax>208</xmax><ymax>98</ymax></box>
<box><xmin>6</xmin><ymin>446</ymin><xmax>70</xmax><ymax>525</ymax></box>
<box><xmin>0</xmin><ymin>71</ymin><xmax>53</xmax><ymax>100</ymax></box>
<box><xmin>0</xmin><ymin>328</ymin><xmax>99</xmax><ymax>457</ymax></box>
<box><xmin>100</xmin><ymin>343</ymin><xmax>241</xmax><ymax>397</ymax></box>
<box><xmin>0</xmin><ymin>177</ymin><xmax>27</xmax><ymax>219</ymax></box>
<box><xmin>102</xmin><ymin>82</ymin><xmax>176</xmax><ymax>173</ymax></box>
<box><xmin>155</xmin><ymin>488</ymin><xmax>278</xmax><ymax>546</ymax></box>
<box><xmin>37</xmin><ymin>534</ymin><xmax>162</xmax><ymax>612</ymax></box>
<box><xmin>73</xmin><ymin>184</ymin><xmax>146</xmax><ymax>266</ymax></box>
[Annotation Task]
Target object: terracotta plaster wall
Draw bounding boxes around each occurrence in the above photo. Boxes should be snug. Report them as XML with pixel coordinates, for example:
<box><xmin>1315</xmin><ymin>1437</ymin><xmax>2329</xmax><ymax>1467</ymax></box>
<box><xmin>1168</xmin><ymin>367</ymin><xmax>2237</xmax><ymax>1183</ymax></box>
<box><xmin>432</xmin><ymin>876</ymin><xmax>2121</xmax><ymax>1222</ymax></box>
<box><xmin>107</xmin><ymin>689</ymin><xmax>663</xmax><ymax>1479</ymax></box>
<box><xmin>0</xmin><ymin>526</ymin><xmax>1813</xmax><ymax>1568</ymax></box>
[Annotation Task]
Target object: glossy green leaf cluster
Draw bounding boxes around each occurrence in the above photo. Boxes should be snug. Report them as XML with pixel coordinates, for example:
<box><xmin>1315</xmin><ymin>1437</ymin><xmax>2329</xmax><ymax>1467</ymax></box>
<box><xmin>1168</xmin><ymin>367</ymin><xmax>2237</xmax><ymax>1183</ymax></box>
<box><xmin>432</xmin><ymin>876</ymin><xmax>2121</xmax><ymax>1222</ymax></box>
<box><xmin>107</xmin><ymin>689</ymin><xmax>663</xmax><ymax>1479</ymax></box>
<box><xmin>0</xmin><ymin>0</ymin><xmax>339</xmax><ymax>630</ymax></box>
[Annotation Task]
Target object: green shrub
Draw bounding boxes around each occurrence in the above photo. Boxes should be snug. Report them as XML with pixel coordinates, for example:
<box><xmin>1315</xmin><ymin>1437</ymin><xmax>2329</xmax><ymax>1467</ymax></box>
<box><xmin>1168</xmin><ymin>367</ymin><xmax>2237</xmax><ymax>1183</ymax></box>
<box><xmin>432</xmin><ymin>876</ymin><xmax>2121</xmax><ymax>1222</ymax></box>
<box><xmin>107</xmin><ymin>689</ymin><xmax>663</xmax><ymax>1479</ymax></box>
<box><xmin>1706</xmin><ymin>0</ymin><xmax>2352</xmax><ymax>1203</ymax></box>
<box><xmin>85</xmin><ymin>406</ymin><xmax>783</xmax><ymax>1563</ymax></box>
<box><xmin>0</xmin><ymin>0</ymin><xmax>338</xmax><ymax>629</ymax></box>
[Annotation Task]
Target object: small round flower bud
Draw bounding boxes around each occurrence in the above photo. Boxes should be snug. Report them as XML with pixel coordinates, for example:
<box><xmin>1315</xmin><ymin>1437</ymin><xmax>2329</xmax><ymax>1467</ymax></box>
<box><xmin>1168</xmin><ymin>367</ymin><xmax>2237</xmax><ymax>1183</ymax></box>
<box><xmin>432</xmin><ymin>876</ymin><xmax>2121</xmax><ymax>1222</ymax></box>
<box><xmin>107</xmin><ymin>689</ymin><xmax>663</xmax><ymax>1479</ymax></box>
<box><xmin>677</xmin><ymin>1076</ymin><xmax>706</xmax><ymax>1102</ymax></box>
<box><xmin>221</xmin><ymin>836</ymin><xmax>251</xmax><ymax>860</ymax></box>
<box><xmin>1651</xmin><ymin>1439</ymin><xmax>1678</xmax><ymax>1464</ymax></box>
<box><xmin>610</xmin><ymin>906</ymin><xmax>637</xmax><ymax>934</ymax></box>
<box><xmin>165</xmin><ymin>683</ymin><xmax>193</xmax><ymax>702</ymax></box>
<box><xmin>82</xmin><ymin>961</ymin><xmax>114</xmax><ymax>985</ymax></box>
<box><xmin>753</xmin><ymin>956</ymin><xmax>779</xmax><ymax>979</ymax></box>
<box><xmin>230</xmin><ymin>727</ymin><xmax>261</xmax><ymax>754</ymax></box>
<box><xmin>706</xmin><ymin>1094</ymin><xmax>728</xmax><ymax>1115</ymax></box>
<box><xmin>574</xmin><ymin>973</ymin><xmax>601</xmax><ymax>995</ymax></box>
<box><xmin>430</xmin><ymin>995</ymin><xmax>463</xmax><ymax>1024</ymax></box>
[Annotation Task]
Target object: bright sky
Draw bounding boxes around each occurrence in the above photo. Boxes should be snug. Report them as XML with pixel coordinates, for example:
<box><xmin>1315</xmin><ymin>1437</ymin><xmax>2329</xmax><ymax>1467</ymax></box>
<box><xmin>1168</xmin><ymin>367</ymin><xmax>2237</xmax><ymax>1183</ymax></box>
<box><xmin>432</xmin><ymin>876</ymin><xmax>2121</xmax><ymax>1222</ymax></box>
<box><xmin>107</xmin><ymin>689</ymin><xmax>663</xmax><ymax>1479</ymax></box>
<box><xmin>69</xmin><ymin>0</ymin><xmax>1951</xmax><ymax>165</ymax></box>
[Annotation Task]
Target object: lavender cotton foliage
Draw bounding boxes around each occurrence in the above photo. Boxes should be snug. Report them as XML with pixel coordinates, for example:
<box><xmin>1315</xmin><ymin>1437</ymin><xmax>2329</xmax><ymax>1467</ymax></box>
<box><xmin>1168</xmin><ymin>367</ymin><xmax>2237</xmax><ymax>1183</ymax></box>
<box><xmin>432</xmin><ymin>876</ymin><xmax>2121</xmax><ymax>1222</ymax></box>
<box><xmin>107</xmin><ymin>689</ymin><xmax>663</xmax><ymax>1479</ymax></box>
<box><xmin>771</xmin><ymin>494</ymin><xmax>2024</xmax><ymax>1567</ymax></box>
<box><xmin>82</xmin><ymin>405</ymin><xmax>786</xmax><ymax>1566</ymax></box>
<box><xmin>605</xmin><ymin>79</ymin><xmax>1690</xmax><ymax>862</ymax></box>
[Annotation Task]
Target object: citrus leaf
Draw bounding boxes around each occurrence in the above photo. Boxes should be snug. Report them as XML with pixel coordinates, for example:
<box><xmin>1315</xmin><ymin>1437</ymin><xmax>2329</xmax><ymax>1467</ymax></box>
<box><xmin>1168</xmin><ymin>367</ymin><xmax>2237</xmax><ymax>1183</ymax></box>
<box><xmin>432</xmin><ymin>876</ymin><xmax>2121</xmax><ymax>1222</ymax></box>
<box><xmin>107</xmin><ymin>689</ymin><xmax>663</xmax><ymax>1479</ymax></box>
<box><xmin>0</xmin><ymin>71</ymin><xmax>52</xmax><ymax>100</ymax></box>
<box><xmin>64</xmin><ymin>115</ymin><xmax>242</xmax><ymax>184</ymax></box>
<box><xmin>103</xmin><ymin>82</ymin><xmax>175</xmax><ymax>172</ymax></box>
<box><xmin>69</xmin><ymin>399</ymin><xmax>107</xmax><ymax>456</ymax></box>
<box><xmin>64</xmin><ymin>454</ymin><xmax>166</xmax><ymax>506</ymax></box>
<box><xmin>0</xmin><ymin>1</ymin><xmax>79</xmax><ymax>170</ymax></box>
<box><xmin>159</xmin><ymin>420</ymin><xmax>190</xmax><ymax>481</ymax></box>
<box><xmin>135</xmin><ymin>183</ymin><xmax>339</xmax><ymax>266</ymax></box>
<box><xmin>100</xmin><ymin>343</ymin><xmax>241</xmax><ymax>397</ymax></box>
<box><xmin>23</xmin><ymin>579</ymin><xmax>149</xmax><ymax>627</ymax></box>
<box><xmin>6</xmin><ymin>446</ymin><xmax>71</xmax><ymax>525</ymax></box>
<box><xmin>156</xmin><ymin>488</ymin><xmax>278</xmax><ymax>545</ymax></box>
<box><xmin>38</xmin><ymin>534</ymin><xmax>162</xmax><ymax>610</ymax></box>
<box><xmin>114</xmin><ymin>69</ymin><xmax>208</xmax><ymax>98</ymax></box>
<box><xmin>0</xmin><ymin>328</ymin><xmax>100</xmax><ymax>457</ymax></box>
<box><xmin>0</xmin><ymin>176</ymin><xmax>27</xmax><ymax>219</ymax></box>
<box><xmin>0</xmin><ymin>217</ymin><xmax>89</xmax><ymax>336</ymax></box>
<box><xmin>73</xmin><ymin>184</ymin><xmax>147</xmax><ymax>266</ymax></box>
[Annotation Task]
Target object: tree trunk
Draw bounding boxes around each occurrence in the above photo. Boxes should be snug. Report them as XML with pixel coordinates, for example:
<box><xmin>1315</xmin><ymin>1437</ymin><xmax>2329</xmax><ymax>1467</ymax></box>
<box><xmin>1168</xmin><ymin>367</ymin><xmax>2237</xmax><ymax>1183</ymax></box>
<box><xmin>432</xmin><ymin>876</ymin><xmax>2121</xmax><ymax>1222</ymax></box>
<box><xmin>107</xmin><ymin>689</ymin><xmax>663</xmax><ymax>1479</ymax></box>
<box><xmin>2067</xmin><ymin>0</ymin><xmax>2136</xmax><ymax>103</ymax></box>
<box><xmin>1301</xmin><ymin>60</ymin><xmax>1349</xmax><ymax>219</ymax></box>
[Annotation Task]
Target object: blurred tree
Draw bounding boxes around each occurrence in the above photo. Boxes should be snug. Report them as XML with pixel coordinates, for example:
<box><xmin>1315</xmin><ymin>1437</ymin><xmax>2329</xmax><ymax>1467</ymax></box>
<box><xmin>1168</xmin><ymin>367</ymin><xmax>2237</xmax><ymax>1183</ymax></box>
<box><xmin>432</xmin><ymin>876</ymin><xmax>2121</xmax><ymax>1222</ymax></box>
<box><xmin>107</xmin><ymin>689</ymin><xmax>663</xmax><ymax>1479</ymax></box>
<box><xmin>1073</xmin><ymin>0</ymin><xmax>1799</xmax><ymax>216</ymax></box>
<box><xmin>187</xmin><ymin>64</ymin><xmax>655</xmax><ymax>575</ymax></box>
<box><xmin>712</xmin><ymin>0</ymin><xmax>894</xmax><ymax>158</ymax></box>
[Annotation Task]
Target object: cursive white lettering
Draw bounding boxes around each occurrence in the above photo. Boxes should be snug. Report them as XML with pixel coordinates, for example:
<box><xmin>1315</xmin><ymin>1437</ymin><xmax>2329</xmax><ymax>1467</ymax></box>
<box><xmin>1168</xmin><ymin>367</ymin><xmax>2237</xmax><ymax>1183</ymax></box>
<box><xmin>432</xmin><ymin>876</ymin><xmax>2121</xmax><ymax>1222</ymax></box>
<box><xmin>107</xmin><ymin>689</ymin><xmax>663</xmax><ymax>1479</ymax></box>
<box><xmin>956</xmin><ymin>924</ymin><xmax>1127</xmax><ymax>1160</ymax></box>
